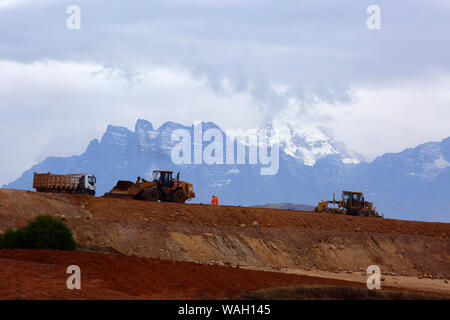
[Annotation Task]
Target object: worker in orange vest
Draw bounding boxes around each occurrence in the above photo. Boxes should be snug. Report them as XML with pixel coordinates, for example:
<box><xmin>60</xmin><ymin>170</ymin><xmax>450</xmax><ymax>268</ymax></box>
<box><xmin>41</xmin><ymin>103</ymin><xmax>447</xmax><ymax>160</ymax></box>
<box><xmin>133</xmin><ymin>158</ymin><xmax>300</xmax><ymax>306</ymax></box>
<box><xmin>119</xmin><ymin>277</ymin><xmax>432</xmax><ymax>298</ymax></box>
<box><xmin>211</xmin><ymin>195</ymin><xmax>219</xmax><ymax>205</ymax></box>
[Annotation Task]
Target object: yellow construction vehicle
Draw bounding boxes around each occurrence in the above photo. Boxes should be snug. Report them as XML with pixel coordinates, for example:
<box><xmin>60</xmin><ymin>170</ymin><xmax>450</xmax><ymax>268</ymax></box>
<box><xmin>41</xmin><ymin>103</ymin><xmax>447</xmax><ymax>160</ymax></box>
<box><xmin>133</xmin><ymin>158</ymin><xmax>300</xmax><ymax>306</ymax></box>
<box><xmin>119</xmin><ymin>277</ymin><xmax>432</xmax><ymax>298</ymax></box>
<box><xmin>104</xmin><ymin>170</ymin><xmax>195</xmax><ymax>203</ymax></box>
<box><xmin>315</xmin><ymin>191</ymin><xmax>383</xmax><ymax>218</ymax></box>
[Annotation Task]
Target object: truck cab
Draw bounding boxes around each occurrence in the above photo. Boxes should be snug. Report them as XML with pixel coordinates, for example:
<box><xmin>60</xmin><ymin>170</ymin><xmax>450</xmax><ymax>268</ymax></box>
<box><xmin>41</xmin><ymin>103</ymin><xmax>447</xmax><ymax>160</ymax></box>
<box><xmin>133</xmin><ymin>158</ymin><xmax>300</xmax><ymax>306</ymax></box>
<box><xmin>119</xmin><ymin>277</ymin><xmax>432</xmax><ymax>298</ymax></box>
<box><xmin>79</xmin><ymin>174</ymin><xmax>96</xmax><ymax>195</ymax></box>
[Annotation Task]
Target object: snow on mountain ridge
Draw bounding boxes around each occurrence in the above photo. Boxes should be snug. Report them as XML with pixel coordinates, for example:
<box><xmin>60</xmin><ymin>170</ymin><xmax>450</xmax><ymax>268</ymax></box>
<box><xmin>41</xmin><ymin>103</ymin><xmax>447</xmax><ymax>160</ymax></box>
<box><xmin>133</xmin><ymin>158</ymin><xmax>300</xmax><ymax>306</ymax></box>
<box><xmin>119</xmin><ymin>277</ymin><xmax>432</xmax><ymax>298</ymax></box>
<box><xmin>414</xmin><ymin>143</ymin><xmax>450</xmax><ymax>178</ymax></box>
<box><xmin>270</xmin><ymin>118</ymin><xmax>363</xmax><ymax>166</ymax></box>
<box><xmin>100</xmin><ymin>119</ymin><xmax>364</xmax><ymax>167</ymax></box>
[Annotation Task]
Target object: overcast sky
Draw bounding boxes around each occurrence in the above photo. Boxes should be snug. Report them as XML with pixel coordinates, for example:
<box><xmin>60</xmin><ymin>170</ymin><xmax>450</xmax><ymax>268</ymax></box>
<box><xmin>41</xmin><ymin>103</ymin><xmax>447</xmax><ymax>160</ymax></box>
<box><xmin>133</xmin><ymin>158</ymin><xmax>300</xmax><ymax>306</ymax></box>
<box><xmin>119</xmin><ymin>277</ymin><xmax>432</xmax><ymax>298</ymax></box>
<box><xmin>1</xmin><ymin>0</ymin><xmax>449</xmax><ymax>185</ymax></box>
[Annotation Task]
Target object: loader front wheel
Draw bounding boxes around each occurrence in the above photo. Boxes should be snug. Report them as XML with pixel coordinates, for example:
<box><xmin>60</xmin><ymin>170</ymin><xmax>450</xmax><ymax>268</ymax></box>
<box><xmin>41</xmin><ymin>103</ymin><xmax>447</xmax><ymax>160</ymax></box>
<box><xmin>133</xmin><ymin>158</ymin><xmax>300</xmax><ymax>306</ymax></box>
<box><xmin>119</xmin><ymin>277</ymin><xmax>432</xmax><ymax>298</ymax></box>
<box><xmin>142</xmin><ymin>188</ymin><xmax>159</xmax><ymax>202</ymax></box>
<box><xmin>172</xmin><ymin>190</ymin><xmax>186</xmax><ymax>203</ymax></box>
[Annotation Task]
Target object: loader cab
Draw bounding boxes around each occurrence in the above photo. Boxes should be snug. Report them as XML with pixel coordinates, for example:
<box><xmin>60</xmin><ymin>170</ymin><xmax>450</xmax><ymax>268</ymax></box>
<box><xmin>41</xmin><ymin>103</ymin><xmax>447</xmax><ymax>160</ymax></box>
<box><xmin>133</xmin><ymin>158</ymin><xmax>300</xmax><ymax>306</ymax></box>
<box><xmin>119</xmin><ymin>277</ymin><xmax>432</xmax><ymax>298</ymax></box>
<box><xmin>153</xmin><ymin>170</ymin><xmax>174</xmax><ymax>188</ymax></box>
<box><xmin>343</xmin><ymin>192</ymin><xmax>351</xmax><ymax>206</ymax></box>
<box><xmin>343</xmin><ymin>191</ymin><xmax>363</xmax><ymax>209</ymax></box>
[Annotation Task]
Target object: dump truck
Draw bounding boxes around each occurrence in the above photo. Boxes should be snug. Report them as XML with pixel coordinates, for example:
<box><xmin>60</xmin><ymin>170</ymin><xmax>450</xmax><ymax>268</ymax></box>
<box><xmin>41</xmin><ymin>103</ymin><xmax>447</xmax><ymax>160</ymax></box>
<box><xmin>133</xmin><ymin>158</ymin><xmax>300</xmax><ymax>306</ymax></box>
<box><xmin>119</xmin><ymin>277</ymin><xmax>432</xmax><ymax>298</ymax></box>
<box><xmin>315</xmin><ymin>191</ymin><xmax>383</xmax><ymax>218</ymax></box>
<box><xmin>33</xmin><ymin>172</ymin><xmax>96</xmax><ymax>195</ymax></box>
<box><xmin>104</xmin><ymin>170</ymin><xmax>195</xmax><ymax>203</ymax></box>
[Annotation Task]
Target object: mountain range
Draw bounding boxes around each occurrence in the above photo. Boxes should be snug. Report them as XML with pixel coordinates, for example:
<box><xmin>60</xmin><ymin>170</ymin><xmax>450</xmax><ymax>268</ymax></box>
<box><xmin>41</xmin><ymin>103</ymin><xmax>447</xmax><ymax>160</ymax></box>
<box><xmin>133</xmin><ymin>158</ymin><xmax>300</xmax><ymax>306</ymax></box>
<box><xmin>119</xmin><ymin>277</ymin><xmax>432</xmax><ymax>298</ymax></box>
<box><xmin>3</xmin><ymin>119</ymin><xmax>449</xmax><ymax>222</ymax></box>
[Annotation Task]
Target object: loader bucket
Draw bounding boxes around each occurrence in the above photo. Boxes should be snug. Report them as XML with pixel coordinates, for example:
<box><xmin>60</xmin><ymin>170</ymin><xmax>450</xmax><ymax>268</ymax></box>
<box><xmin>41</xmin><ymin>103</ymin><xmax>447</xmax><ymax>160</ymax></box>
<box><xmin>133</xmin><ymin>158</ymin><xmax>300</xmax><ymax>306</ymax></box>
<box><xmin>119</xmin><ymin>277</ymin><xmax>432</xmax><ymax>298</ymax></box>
<box><xmin>112</xmin><ymin>180</ymin><xmax>135</xmax><ymax>191</ymax></box>
<box><xmin>103</xmin><ymin>180</ymin><xmax>137</xmax><ymax>198</ymax></box>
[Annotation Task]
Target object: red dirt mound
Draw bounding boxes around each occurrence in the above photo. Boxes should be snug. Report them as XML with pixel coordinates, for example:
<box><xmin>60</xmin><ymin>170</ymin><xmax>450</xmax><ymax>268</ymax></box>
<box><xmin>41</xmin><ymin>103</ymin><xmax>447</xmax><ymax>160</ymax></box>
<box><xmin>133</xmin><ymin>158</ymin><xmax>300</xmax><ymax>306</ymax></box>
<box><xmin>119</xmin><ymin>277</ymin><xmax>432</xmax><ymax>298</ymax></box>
<box><xmin>0</xmin><ymin>249</ymin><xmax>407</xmax><ymax>300</ymax></box>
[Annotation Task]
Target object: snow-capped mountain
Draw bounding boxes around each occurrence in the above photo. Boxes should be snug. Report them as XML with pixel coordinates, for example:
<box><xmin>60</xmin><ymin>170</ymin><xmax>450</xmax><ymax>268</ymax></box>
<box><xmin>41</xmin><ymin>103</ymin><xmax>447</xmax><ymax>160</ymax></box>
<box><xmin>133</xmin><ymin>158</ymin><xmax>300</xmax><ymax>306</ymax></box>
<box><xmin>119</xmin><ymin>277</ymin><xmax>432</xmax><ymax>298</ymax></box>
<box><xmin>3</xmin><ymin>119</ymin><xmax>449</xmax><ymax>222</ymax></box>
<box><xmin>270</xmin><ymin>118</ymin><xmax>364</xmax><ymax>166</ymax></box>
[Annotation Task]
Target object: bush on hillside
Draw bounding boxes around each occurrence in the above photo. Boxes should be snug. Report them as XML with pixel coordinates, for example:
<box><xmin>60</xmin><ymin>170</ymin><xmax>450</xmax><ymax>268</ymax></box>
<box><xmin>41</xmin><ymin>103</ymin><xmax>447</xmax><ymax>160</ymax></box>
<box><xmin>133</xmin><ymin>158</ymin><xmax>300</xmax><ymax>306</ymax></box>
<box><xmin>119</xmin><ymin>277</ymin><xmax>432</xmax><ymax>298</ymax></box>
<box><xmin>0</xmin><ymin>215</ymin><xmax>77</xmax><ymax>250</ymax></box>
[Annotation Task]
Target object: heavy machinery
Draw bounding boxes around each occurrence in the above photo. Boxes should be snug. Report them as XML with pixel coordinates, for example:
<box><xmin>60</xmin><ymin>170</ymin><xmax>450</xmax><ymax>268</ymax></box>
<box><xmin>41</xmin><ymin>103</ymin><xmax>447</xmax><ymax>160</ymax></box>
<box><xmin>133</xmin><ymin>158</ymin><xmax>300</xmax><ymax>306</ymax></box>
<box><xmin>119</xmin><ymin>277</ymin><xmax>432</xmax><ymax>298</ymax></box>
<box><xmin>104</xmin><ymin>170</ymin><xmax>195</xmax><ymax>203</ymax></box>
<box><xmin>314</xmin><ymin>191</ymin><xmax>383</xmax><ymax>218</ymax></box>
<box><xmin>33</xmin><ymin>172</ymin><xmax>96</xmax><ymax>195</ymax></box>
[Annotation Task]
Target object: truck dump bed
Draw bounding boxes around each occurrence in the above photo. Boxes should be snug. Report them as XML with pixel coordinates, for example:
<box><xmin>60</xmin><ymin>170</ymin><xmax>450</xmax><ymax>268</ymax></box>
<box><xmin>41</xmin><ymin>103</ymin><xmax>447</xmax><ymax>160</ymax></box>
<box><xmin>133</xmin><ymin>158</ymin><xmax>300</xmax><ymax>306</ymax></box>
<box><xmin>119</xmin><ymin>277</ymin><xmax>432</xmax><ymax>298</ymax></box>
<box><xmin>33</xmin><ymin>172</ymin><xmax>81</xmax><ymax>192</ymax></box>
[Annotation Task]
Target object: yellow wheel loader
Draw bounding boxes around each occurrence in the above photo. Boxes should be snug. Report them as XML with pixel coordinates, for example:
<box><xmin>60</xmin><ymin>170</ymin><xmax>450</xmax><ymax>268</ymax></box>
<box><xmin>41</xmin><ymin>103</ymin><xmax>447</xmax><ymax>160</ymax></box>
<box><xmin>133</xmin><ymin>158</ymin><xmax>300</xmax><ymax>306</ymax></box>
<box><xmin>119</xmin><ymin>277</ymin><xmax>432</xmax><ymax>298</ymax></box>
<box><xmin>104</xmin><ymin>170</ymin><xmax>195</xmax><ymax>203</ymax></box>
<box><xmin>315</xmin><ymin>191</ymin><xmax>383</xmax><ymax>218</ymax></box>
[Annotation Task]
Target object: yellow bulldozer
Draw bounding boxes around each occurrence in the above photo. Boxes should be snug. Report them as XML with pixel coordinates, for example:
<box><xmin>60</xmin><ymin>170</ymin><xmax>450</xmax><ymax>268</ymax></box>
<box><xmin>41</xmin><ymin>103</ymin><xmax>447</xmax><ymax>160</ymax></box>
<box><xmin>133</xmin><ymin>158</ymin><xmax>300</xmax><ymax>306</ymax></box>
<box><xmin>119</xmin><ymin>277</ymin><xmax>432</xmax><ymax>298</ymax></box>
<box><xmin>315</xmin><ymin>191</ymin><xmax>383</xmax><ymax>218</ymax></box>
<box><xmin>104</xmin><ymin>170</ymin><xmax>195</xmax><ymax>203</ymax></box>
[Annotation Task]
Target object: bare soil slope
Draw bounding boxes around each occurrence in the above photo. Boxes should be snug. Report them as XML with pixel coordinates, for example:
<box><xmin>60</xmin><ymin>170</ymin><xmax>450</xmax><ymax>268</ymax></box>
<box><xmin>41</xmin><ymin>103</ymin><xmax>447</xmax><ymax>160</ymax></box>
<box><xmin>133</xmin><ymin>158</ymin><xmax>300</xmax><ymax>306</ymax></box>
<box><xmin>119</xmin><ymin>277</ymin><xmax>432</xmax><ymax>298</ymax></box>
<box><xmin>0</xmin><ymin>249</ymin><xmax>441</xmax><ymax>300</ymax></box>
<box><xmin>0</xmin><ymin>189</ymin><xmax>449</xmax><ymax>285</ymax></box>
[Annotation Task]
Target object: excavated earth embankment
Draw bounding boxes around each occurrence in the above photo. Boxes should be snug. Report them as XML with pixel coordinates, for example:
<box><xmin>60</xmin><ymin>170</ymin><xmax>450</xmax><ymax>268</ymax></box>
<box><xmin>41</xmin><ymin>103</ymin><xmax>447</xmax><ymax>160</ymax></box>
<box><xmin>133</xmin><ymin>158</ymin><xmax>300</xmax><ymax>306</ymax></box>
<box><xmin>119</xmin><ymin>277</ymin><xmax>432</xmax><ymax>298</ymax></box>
<box><xmin>0</xmin><ymin>189</ymin><xmax>449</xmax><ymax>297</ymax></box>
<box><xmin>1</xmin><ymin>249</ymin><xmax>413</xmax><ymax>300</ymax></box>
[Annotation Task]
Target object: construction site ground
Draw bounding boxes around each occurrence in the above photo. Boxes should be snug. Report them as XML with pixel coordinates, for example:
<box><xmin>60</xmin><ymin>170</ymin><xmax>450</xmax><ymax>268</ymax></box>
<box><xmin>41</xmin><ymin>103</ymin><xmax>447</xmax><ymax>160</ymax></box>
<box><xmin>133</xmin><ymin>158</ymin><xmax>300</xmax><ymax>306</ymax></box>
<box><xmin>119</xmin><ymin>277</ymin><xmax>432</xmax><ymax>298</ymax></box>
<box><xmin>0</xmin><ymin>189</ymin><xmax>449</xmax><ymax>299</ymax></box>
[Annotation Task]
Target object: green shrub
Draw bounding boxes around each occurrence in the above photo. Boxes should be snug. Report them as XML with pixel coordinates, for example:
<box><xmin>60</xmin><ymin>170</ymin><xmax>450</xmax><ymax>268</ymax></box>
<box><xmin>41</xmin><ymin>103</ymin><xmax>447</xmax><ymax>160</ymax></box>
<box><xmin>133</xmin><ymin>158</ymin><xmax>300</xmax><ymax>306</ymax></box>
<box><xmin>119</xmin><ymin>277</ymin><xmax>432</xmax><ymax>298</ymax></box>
<box><xmin>0</xmin><ymin>215</ymin><xmax>77</xmax><ymax>250</ymax></box>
